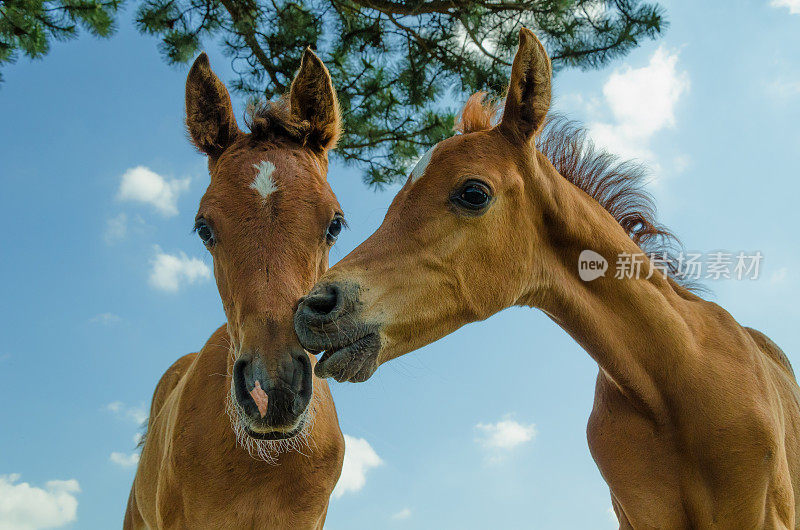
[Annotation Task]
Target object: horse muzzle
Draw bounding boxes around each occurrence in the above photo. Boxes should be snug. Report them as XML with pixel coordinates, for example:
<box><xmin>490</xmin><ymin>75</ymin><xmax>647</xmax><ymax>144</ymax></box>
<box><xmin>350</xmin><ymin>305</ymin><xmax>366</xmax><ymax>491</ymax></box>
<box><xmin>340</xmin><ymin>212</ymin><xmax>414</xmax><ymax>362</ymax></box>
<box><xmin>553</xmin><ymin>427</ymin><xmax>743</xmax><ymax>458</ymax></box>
<box><xmin>294</xmin><ymin>281</ymin><xmax>382</xmax><ymax>383</ymax></box>
<box><xmin>231</xmin><ymin>349</ymin><xmax>312</xmax><ymax>438</ymax></box>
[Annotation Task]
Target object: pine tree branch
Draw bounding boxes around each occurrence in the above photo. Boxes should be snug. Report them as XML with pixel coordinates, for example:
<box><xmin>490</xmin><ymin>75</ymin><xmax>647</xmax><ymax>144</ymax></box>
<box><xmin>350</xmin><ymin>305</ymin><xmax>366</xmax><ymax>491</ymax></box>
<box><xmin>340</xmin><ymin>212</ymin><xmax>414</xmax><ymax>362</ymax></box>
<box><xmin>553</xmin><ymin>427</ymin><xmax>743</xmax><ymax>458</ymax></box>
<box><xmin>216</xmin><ymin>0</ymin><xmax>286</xmax><ymax>92</ymax></box>
<box><xmin>348</xmin><ymin>0</ymin><xmax>462</xmax><ymax>16</ymax></box>
<box><xmin>1</xmin><ymin>0</ymin><xmax>666</xmax><ymax>185</ymax></box>
<box><xmin>456</xmin><ymin>13</ymin><xmax>511</xmax><ymax>66</ymax></box>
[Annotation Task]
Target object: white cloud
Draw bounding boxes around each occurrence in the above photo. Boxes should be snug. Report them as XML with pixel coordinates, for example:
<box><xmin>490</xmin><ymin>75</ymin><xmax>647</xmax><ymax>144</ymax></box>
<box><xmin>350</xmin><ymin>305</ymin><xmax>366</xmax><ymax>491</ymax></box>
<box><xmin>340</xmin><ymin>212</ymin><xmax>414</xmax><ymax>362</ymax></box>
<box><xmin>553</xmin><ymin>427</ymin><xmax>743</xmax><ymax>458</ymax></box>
<box><xmin>89</xmin><ymin>313</ymin><xmax>121</xmax><ymax>325</ymax></box>
<box><xmin>672</xmin><ymin>154</ymin><xmax>691</xmax><ymax>174</ymax></box>
<box><xmin>767</xmin><ymin>79</ymin><xmax>800</xmax><ymax>98</ymax></box>
<box><xmin>581</xmin><ymin>0</ymin><xmax>608</xmax><ymax>21</ymax></box>
<box><xmin>103</xmin><ymin>213</ymin><xmax>127</xmax><ymax>244</ymax></box>
<box><xmin>391</xmin><ymin>508</ymin><xmax>412</xmax><ymax>520</ymax></box>
<box><xmin>454</xmin><ymin>23</ymin><xmax>499</xmax><ymax>61</ymax></box>
<box><xmin>332</xmin><ymin>435</ymin><xmax>382</xmax><ymax>498</ymax></box>
<box><xmin>106</xmin><ymin>403</ymin><xmax>145</xmax><ymax>469</ymax></box>
<box><xmin>771</xmin><ymin>0</ymin><xmax>800</xmax><ymax>14</ymax></box>
<box><xmin>475</xmin><ymin>415</ymin><xmax>536</xmax><ymax>454</ymax></box>
<box><xmin>588</xmin><ymin>47</ymin><xmax>690</xmax><ymax>167</ymax></box>
<box><xmin>555</xmin><ymin>92</ymin><xmax>587</xmax><ymax>112</ymax></box>
<box><xmin>0</xmin><ymin>474</ymin><xmax>80</xmax><ymax>530</ymax></box>
<box><xmin>116</xmin><ymin>166</ymin><xmax>190</xmax><ymax>217</ymax></box>
<box><xmin>148</xmin><ymin>248</ymin><xmax>211</xmax><ymax>293</ymax></box>
<box><xmin>109</xmin><ymin>452</ymin><xmax>140</xmax><ymax>468</ymax></box>
<box><xmin>106</xmin><ymin>402</ymin><xmax>147</xmax><ymax>425</ymax></box>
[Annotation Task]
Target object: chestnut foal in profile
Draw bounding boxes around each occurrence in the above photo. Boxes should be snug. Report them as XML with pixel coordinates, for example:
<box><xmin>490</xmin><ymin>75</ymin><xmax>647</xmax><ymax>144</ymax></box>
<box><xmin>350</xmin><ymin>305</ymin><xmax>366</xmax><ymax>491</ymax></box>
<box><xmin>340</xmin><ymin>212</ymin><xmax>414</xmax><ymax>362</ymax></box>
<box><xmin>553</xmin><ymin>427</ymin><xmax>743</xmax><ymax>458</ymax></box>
<box><xmin>296</xmin><ymin>29</ymin><xmax>800</xmax><ymax>528</ymax></box>
<box><xmin>124</xmin><ymin>50</ymin><xmax>346</xmax><ymax>529</ymax></box>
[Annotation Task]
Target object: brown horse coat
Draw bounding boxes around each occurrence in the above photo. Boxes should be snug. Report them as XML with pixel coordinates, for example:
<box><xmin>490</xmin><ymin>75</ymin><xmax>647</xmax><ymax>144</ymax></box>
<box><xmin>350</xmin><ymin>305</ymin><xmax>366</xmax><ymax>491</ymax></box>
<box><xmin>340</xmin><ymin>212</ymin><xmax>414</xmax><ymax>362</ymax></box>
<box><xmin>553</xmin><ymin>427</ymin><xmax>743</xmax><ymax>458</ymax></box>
<box><xmin>295</xmin><ymin>29</ymin><xmax>800</xmax><ymax>529</ymax></box>
<box><xmin>125</xmin><ymin>50</ymin><xmax>345</xmax><ymax>529</ymax></box>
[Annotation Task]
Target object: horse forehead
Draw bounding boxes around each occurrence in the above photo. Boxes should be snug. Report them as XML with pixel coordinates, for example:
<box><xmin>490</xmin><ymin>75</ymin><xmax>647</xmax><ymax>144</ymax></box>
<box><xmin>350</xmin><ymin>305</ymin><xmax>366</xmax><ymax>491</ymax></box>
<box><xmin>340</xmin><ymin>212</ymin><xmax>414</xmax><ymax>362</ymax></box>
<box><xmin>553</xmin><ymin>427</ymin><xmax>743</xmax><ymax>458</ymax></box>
<box><xmin>213</xmin><ymin>145</ymin><xmax>321</xmax><ymax>189</ymax></box>
<box><xmin>409</xmin><ymin>134</ymin><xmax>499</xmax><ymax>185</ymax></box>
<box><xmin>410</xmin><ymin>144</ymin><xmax>438</xmax><ymax>183</ymax></box>
<box><xmin>251</xmin><ymin>160</ymin><xmax>278</xmax><ymax>198</ymax></box>
<box><xmin>204</xmin><ymin>153</ymin><xmax>334</xmax><ymax>225</ymax></box>
<box><xmin>249</xmin><ymin>155</ymin><xmax>322</xmax><ymax>199</ymax></box>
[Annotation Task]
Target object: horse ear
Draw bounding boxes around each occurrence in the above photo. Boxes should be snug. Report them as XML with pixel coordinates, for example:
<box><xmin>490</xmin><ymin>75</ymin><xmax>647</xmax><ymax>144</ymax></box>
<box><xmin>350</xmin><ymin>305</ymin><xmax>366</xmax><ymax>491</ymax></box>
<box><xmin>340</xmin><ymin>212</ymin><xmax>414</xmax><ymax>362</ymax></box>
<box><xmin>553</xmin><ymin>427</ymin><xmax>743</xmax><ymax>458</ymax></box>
<box><xmin>498</xmin><ymin>28</ymin><xmax>552</xmax><ymax>143</ymax></box>
<box><xmin>185</xmin><ymin>53</ymin><xmax>240</xmax><ymax>158</ymax></box>
<box><xmin>289</xmin><ymin>48</ymin><xmax>342</xmax><ymax>151</ymax></box>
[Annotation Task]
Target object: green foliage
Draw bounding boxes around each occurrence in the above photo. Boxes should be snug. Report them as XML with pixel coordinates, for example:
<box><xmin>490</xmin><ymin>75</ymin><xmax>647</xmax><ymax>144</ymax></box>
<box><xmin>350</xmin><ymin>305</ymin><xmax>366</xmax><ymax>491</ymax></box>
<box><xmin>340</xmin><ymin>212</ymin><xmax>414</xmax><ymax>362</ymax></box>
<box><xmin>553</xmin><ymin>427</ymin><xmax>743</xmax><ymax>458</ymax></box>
<box><xmin>0</xmin><ymin>0</ymin><xmax>121</xmax><ymax>82</ymax></box>
<box><xmin>2</xmin><ymin>0</ymin><xmax>667</xmax><ymax>185</ymax></box>
<box><xmin>136</xmin><ymin>0</ymin><xmax>666</xmax><ymax>185</ymax></box>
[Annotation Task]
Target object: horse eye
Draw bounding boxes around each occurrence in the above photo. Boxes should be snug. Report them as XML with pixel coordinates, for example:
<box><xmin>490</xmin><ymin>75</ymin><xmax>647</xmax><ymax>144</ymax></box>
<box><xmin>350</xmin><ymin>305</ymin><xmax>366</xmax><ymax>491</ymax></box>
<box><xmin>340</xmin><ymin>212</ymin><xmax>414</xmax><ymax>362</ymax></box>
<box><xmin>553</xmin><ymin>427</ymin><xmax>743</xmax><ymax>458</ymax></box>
<box><xmin>326</xmin><ymin>216</ymin><xmax>344</xmax><ymax>243</ymax></box>
<box><xmin>194</xmin><ymin>220</ymin><xmax>215</xmax><ymax>247</ymax></box>
<box><xmin>453</xmin><ymin>181</ymin><xmax>492</xmax><ymax>211</ymax></box>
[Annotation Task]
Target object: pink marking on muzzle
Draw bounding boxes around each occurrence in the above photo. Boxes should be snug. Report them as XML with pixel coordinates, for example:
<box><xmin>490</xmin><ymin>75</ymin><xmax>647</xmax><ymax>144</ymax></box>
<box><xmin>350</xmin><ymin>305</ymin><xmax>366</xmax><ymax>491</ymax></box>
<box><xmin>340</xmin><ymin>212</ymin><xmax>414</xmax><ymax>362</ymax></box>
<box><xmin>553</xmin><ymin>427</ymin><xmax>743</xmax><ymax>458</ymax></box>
<box><xmin>249</xmin><ymin>380</ymin><xmax>269</xmax><ymax>418</ymax></box>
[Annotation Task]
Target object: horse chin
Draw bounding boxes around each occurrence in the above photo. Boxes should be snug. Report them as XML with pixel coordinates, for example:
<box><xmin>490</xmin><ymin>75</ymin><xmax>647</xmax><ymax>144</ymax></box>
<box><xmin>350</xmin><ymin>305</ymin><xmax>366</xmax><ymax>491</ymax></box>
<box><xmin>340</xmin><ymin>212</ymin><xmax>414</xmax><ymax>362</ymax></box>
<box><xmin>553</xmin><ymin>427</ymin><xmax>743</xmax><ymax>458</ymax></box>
<box><xmin>239</xmin><ymin>409</ymin><xmax>308</xmax><ymax>440</ymax></box>
<box><xmin>244</xmin><ymin>415</ymin><xmax>306</xmax><ymax>441</ymax></box>
<box><xmin>225</xmin><ymin>374</ymin><xmax>316</xmax><ymax>462</ymax></box>
<box><xmin>314</xmin><ymin>332</ymin><xmax>381</xmax><ymax>383</ymax></box>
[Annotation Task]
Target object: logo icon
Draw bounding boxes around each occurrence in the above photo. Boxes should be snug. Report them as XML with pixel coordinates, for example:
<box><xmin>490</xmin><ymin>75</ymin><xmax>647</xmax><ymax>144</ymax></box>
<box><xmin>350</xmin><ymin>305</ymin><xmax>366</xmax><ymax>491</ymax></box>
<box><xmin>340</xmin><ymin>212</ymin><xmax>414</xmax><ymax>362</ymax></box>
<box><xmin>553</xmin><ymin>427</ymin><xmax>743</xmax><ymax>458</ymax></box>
<box><xmin>578</xmin><ymin>250</ymin><xmax>608</xmax><ymax>281</ymax></box>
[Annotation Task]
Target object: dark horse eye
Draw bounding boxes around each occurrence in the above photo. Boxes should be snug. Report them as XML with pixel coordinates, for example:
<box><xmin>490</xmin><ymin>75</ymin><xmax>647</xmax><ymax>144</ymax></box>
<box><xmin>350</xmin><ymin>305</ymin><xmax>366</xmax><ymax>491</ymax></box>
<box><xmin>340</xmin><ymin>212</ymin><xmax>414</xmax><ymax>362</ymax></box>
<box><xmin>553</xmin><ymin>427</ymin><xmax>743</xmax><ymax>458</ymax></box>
<box><xmin>453</xmin><ymin>180</ymin><xmax>492</xmax><ymax>211</ymax></box>
<box><xmin>326</xmin><ymin>216</ymin><xmax>344</xmax><ymax>243</ymax></box>
<box><xmin>194</xmin><ymin>219</ymin><xmax>215</xmax><ymax>247</ymax></box>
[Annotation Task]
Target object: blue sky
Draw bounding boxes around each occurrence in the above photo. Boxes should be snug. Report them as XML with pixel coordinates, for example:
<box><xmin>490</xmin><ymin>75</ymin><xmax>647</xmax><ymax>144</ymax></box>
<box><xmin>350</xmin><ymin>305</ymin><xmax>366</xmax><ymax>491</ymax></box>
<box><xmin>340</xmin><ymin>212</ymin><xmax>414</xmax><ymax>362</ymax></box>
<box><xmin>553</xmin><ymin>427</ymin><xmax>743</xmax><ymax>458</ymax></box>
<box><xmin>1</xmin><ymin>1</ymin><xmax>799</xmax><ymax>528</ymax></box>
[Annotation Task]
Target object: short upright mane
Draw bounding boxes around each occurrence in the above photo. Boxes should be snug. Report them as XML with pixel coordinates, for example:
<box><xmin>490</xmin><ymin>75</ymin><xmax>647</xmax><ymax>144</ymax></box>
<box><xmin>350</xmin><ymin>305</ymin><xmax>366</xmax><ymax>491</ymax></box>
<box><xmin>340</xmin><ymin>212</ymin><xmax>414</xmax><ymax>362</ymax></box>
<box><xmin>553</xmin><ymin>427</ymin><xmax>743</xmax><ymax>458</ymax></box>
<box><xmin>456</xmin><ymin>92</ymin><xmax>694</xmax><ymax>289</ymax></box>
<box><xmin>245</xmin><ymin>97</ymin><xmax>312</xmax><ymax>145</ymax></box>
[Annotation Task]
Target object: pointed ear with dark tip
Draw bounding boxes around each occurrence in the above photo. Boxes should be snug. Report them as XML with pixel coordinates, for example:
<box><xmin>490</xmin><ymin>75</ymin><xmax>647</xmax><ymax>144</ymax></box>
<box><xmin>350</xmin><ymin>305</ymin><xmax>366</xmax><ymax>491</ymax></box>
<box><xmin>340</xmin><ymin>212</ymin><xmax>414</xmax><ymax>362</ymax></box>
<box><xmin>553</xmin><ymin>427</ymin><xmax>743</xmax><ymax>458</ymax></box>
<box><xmin>185</xmin><ymin>53</ymin><xmax>241</xmax><ymax>158</ymax></box>
<box><xmin>498</xmin><ymin>28</ymin><xmax>552</xmax><ymax>143</ymax></box>
<box><xmin>289</xmin><ymin>48</ymin><xmax>342</xmax><ymax>151</ymax></box>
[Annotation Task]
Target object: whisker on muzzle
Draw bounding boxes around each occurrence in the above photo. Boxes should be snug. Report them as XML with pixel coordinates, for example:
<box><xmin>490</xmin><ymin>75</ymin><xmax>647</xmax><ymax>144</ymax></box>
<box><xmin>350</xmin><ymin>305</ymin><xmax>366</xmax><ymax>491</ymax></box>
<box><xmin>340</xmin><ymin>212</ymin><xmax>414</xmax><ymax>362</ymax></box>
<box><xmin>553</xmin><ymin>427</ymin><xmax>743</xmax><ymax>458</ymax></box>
<box><xmin>225</xmin><ymin>384</ymin><xmax>319</xmax><ymax>464</ymax></box>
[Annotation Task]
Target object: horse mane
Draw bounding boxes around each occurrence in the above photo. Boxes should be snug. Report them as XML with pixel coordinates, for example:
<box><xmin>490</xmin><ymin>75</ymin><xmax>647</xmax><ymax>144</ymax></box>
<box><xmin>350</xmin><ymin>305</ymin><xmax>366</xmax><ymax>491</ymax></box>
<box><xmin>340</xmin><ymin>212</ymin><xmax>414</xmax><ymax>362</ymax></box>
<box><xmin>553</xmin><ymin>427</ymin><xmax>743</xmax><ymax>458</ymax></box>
<box><xmin>456</xmin><ymin>92</ymin><xmax>697</xmax><ymax>291</ymax></box>
<box><xmin>245</xmin><ymin>96</ymin><xmax>314</xmax><ymax>146</ymax></box>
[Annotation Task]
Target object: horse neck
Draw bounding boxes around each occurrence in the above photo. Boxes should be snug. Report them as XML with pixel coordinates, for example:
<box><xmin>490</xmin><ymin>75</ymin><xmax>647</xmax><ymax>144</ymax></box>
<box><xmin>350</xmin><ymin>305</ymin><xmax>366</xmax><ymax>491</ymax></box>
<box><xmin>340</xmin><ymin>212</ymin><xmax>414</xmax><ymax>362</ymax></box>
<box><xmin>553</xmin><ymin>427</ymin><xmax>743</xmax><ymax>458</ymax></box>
<box><xmin>521</xmin><ymin>155</ymin><xmax>701</xmax><ymax>417</ymax></box>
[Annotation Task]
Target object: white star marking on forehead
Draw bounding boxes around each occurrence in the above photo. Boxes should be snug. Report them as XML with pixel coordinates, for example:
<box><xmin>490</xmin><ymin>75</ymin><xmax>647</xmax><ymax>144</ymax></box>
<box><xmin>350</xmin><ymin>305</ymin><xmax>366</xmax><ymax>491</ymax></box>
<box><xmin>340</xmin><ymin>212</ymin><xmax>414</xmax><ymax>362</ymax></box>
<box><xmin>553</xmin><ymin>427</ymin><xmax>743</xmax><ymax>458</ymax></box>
<box><xmin>409</xmin><ymin>144</ymin><xmax>438</xmax><ymax>183</ymax></box>
<box><xmin>251</xmin><ymin>160</ymin><xmax>277</xmax><ymax>199</ymax></box>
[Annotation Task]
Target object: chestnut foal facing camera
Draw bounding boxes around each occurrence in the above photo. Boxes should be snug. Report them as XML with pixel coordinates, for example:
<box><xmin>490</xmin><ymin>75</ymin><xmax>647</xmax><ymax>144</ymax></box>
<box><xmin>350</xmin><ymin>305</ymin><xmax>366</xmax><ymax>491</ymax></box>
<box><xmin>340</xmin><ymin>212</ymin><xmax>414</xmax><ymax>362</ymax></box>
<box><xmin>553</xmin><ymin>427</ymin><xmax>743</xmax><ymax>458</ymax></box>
<box><xmin>125</xmin><ymin>50</ymin><xmax>345</xmax><ymax>529</ymax></box>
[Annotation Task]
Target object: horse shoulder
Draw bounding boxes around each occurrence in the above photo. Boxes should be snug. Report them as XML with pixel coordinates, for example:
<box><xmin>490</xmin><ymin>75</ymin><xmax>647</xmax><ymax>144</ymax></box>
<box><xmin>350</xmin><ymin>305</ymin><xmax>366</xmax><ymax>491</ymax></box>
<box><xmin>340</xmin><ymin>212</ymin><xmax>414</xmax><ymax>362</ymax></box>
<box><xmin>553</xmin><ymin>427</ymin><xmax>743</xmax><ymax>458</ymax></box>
<box><xmin>745</xmin><ymin>327</ymin><xmax>796</xmax><ymax>381</ymax></box>
<box><xmin>132</xmin><ymin>325</ymin><xmax>227</xmax><ymax>527</ymax></box>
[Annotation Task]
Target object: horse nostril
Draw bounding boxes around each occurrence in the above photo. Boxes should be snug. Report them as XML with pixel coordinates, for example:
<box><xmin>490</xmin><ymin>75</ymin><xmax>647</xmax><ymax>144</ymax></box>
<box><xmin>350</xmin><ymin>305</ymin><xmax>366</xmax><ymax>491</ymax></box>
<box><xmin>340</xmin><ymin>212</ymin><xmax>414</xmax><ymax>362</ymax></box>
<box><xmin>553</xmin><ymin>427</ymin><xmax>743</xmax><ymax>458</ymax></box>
<box><xmin>293</xmin><ymin>296</ymin><xmax>306</xmax><ymax>311</ymax></box>
<box><xmin>305</xmin><ymin>284</ymin><xmax>339</xmax><ymax>317</ymax></box>
<box><xmin>232</xmin><ymin>357</ymin><xmax>253</xmax><ymax>409</ymax></box>
<box><xmin>293</xmin><ymin>352</ymin><xmax>313</xmax><ymax>409</ymax></box>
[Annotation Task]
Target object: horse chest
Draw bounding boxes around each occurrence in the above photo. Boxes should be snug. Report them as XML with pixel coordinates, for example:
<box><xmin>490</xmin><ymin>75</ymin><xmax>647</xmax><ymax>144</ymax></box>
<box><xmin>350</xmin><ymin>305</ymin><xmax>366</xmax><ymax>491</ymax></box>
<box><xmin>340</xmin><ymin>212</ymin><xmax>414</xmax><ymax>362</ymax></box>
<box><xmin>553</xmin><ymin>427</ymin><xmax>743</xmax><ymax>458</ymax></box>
<box><xmin>176</xmin><ymin>484</ymin><xmax>323</xmax><ymax>529</ymax></box>
<box><xmin>144</xmin><ymin>368</ymin><xmax>335</xmax><ymax>529</ymax></box>
<box><xmin>157</xmin><ymin>451</ymin><xmax>328</xmax><ymax>529</ymax></box>
<box><xmin>587</xmin><ymin>379</ymin><xmax>691</xmax><ymax>528</ymax></box>
<box><xmin>586</xmin><ymin>372</ymin><xmax>797</xmax><ymax>528</ymax></box>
